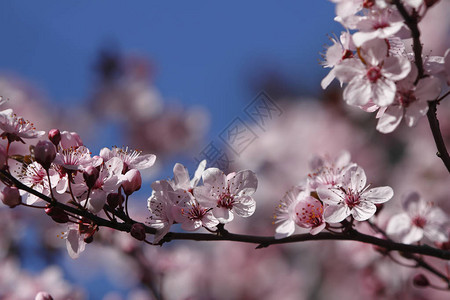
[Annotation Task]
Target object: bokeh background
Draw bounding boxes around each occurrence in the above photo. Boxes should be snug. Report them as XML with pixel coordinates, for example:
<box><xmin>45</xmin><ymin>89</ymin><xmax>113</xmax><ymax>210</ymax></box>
<box><xmin>0</xmin><ymin>1</ymin><xmax>449</xmax><ymax>299</ymax></box>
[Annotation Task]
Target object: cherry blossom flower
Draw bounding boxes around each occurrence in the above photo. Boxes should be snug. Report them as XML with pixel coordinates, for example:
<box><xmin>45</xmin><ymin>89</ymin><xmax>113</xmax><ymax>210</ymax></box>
<box><xmin>334</xmin><ymin>38</ymin><xmax>411</xmax><ymax>107</ymax></box>
<box><xmin>60</xmin><ymin>224</ymin><xmax>86</xmax><ymax>259</ymax></box>
<box><xmin>376</xmin><ymin>66</ymin><xmax>441</xmax><ymax>133</ymax></box>
<box><xmin>0</xmin><ymin>108</ymin><xmax>45</xmax><ymax>142</ymax></box>
<box><xmin>273</xmin><ymin>185</ymin><xmax>325</xmax><ymax>239</ymax></box>
<box><xmin>147</xmin><ymin>180</ymin><xmax>177</xmax><ymax>243</ymax></box>
<box><xmin>352</xmin><ymin>8</ymin><xmax>404</xmax><ymax>47</ymax></box>
<box><xmin>99</xmin><ymin>146</ymin><xmax>156</xmax><ymax>172</ymax></box>
<box><xmin>321</xmin><ymin>31</ymin><xmax>355</xmax><ymax>89</ymax></box>
<box><xmin>53</xmin><ymin>146</ymin><xmax>102</xmax><ymax>171</ymax></box>
<box><xmin>78</xmin><ymin>157</ymin><xmax>124</xmax><ymax>213</ymax></box>
<box><xmin>317</xmin><ymin>165</ymin><xmax>393</xmax><ymax>222</ymax></box>
<box><xmin>169</xmin><ymin>160</ymin><xmax>206</xmax><ymax>191</ymax></box>
<box><xmin>19</xmin><ymin>162</ymin><xmax>60</xmax><ymax>205</ymax></box>
<box><xmin>273</xmin><ymin>186</ymin><xmax>308</xmax><ymax>239</ymax></box>
<box><xmin>307</xmin><ymin>151</ymin><xmax>355</xmax><ymax>190</ymax></box>
<box><xmin>194</xmin><ymin>168</ymin><xmax>258</xmax><ymax>223</ymax></box>
<box><xmin>172</xmin><ymin>190</ymin><xmax>219</xmax><ymax>231</ymax></box>
<box><xmin>386</xmin><ymin>192</ymin><xmax>448</xmax><ymax>244</ymax></box>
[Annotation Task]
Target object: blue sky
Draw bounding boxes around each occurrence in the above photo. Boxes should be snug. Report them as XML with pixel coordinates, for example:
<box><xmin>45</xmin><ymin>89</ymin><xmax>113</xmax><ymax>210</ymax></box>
<box><xmin>0</xmin><ymin>1</ymin><xmax>341</xmax><ymax>138</ymax></box>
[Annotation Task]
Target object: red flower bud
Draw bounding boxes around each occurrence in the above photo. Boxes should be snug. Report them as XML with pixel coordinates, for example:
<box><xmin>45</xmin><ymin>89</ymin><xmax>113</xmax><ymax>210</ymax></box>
<box><xmin>83</xmin><ymin>166</ymin><xmax>99</xmax><ymax>189</ymax></box>
<box><xmin>45</xmin><ymin>206</ymin><xmax>69</xmax><ymax>224</ymax></box>
<box><xmin>130</xmin><ymin>223</ymin><xmax>146</xmax><ymax>241</ymax></box>
<box><xmin>122</xmin><ymin>169</ymin><xmax>142</xmax><ymax>196</ymax></box>
<box><xmin>413</xmin><ymin>274</ymin><xmax>429</xmax><ymax>287</ymax></box>
<box><xmin>34</xmin><ymin>140</ymin><xmax>56</xmax><ymax>170</ymax></box>
<box><xmin>0</xmin><ymin>186</ymin><xmax>21</xmax><ymax>208</ymax></box>
<box><xmin>107</xmin><ymin>193</ymin><xmax>124</xmax><ymax>209</ymax></box>
<box><xmin>48</xmin><ymin>129</ymin><xmax>61</xmax><ymax>147</ymax></box>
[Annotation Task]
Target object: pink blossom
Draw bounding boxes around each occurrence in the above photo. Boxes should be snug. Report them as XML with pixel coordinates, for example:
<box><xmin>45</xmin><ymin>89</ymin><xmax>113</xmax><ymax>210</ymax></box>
<box><xmin>376</xmin><ymin>66</ymin><xmax>441</xmax><ymax>133</ymax></box>
<box><xmin>99</xmin><ymin>146</ymin><xmax>156</xmax><ymax>172</ymax></box>
<box><xmin>386</xmin><ymin>192</ymin><xmax>448</xmax><ymax>244</ymax></box>
<box><xmin>317</xmin><ymin>165</ymin><xmax>393</xmax><ymax>222</ymax></box>
<box><xmin>169</xmin><ymin>160</ymin><xmax>206</xmax><ymax>191</ymax></box>
<box><xmin>0</xmin><ymin>108</ymin><xmax>45</xmax><ymax>142</ymax></box>
<box><xmin>194</xmin><ymin>168</ymin><xmax>258</xmax><ymax>223</ymax></box>
<box><xmin>334</xmin><ymin>38</ymin><xmax>411</xmax><ymax>107</ymax></box>
<box><xmin>273</xmin><ymin>185</ymin><xmax>325</xmax><ymax>239</ymax></box>
<box><xmin>122</xmin><ymin>169</ymin><xmax>142</xmax><ymax>195</ymax></box>
<box><xmin>18</xmin><ymin>162</ymin><xmax>60</xmax><ymax>205</ymax></box>
<box><xmin>53</xmin><ymin>146</ymin><xmax>102</xmax><ymax>171</ymax></box>
<box><xmin>321</xmin><ymin>31</ymin><xmax>355</xmax><ymax>89</ymax></box>
<box><xmin>147</xmin><ymin>180</ymin><xmax>177</xmax><ymax>243</ymax></box>
<box><xmin>307</xmin><ymin>151</ymin><xmax>355</xmax><ymax>190</ymax></box>
<box><xmin>172</xmin><ymin>190</ymin><xmax>219</xmax><ymax>231</ymax></box>
<box><xmin>78</xmin><ymin>157</ymin><xmax>124</xmax><ymax>213</ymax></box>
<box><xmin>352</xmin><ymin>8</ymin><xmax>404</xmax><ymax>47</ymax></box>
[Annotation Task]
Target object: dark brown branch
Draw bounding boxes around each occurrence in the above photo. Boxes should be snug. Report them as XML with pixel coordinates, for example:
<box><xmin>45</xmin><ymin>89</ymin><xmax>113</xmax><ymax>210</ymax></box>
<box><xmin>393</xmin><ymin>0</ymin><xmax>450</xmax><ymax>173</ymax></box>
<box><xmin>2</xmin><ymin>169</ymin><xmax>450</xmax><ymax>263</ymax></box>
<box><xmin>427</xmin><ymin>101</ymin><xmax>450</xmax><ymax>173</ymax></box>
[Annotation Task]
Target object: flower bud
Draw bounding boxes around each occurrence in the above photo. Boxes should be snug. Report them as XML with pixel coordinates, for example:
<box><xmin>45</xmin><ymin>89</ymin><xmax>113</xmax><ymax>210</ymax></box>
<box><xmin>413</xmin><ymin>274</ymin><xmax>429</xmax><ymax>287</ymax></box>
<box><xmin>0</xmin><ymin>186</ymin><xmax>21</xmax><ymax>208</ymax></box>
<box><xmin>35</xmin><ymin>291</ymin><xmax>54</xmax><ymax>300</ymax></box>
<box><xmin>34</xmin><ymin>140</ymin><xmax>56</xmax><ymax>170</ymax></box>
<box><xmin>0</xmin><ymin>144</ymin><xmax>7</xmax><ymax>170</ymax></box>
<box><xmin>122</xmin><ymin>169</ymin><xmax>142</xmax><ymax>196</ymax></box>
<box><xmin>48</xmin><ymin>129</ymin><xmax>61</xmax><ymax>146</ymax></box>
<box><xmin>83</xmin><ymin>166</ymin><xmax>99</xmax><ymax>189</ymax></box>
<box><xmin>107</xmin><ymin>192</ymin><xmax>124</xmax><ymax>209</ymax></box>
<box><xmin>45</xmin><ymin>206</ymin><xmax>69</xmax><ymax>223</ymax></box>
<box><xmin>130</xmin><ymin>223</ymin><xmax>146</xmax><ymax>241</ymax></box>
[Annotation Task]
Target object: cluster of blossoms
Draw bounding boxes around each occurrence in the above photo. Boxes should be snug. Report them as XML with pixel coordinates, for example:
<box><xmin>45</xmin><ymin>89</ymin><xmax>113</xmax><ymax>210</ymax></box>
<box><xmin>322</xmin><ymin>0</ymin><xmax>449</xmax><ymax>133</ymax></box>
<box><xmin>274</xmin><ymin>152</ymin><xmax>394</xmax><ymax>238</ymax></box>
<box><xmin>147</xmin><ymin>161</ymin><xmax>258</xmax><ymax>243</ymax></box>
<box><xmin>273</xmin><ymin>151</ymin><xmax>449</xmax><ymax>246</ymax></box>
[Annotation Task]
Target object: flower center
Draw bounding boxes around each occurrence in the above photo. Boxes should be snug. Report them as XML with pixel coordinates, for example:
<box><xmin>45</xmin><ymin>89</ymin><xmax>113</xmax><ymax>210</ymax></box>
<box><xmin>344</xmin><ymin>193</ymin><xmax>360</xmax><ymax>209</ymax></box>
<box><xmin>183</xmin><ymin>203</ymin><xmax>208</xmax><ymax>220</ymax></box>
<box><xmin>412</xmin><ymin>215</ymin><xmax>427</xmax><ymax>228</ymax></box>
<box><xmin>363</xmin><ymin>0</ymin><xmax>375</xmax><ymax>8</ymax></box>
<box><xmin>342</xmin><ymin>49</ymin><xmax>353</xmax><ymax>60</ymax></box>
<box><xmin>217</xmin><ymin>193</ymin><xmax>235</xmax><ymax>209</ymax></box>
<box><xmin>367</xmin><ymin>66</ymin><xmax>382</xmax><ymax>83</ymax></box>
<box><xmin>397</xmin><ymin>90</ymin><xmax>416</xmax><ymax>107</ymax></box>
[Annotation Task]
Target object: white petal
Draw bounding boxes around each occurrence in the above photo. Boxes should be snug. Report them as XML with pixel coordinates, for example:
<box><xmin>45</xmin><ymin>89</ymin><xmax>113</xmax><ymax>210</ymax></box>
<box><xmin>343</xmin><ymin>76</ymin><xmax>372</xmax><ymax>106</ymax></box>
<box><xmin>376</xmin><ymin>105</ymin><xmax>403</xmax><ymax>133</ymax></box>
<box><xmin>275</xmin><ymin>220</ymin><xmax>295</xmax><ymax>239</ymax></box>
<box><xmin>403</xmin><ymin>226</ymin><xmax>424</xmax><ymax>244</ymax></box>
<box><xmin>202</xmin><ymin>168</ymin><xmax>227</xmax><ymax>190</ymax></box>
<box><xmin>386</xmin><ymin>213</ymin><xmax>412</xmax><ymax>237</ymax></box>
<box><xmin>352</xmin><ymin>201</ymin><xmax>377</xmax><ymax>221</ymax></box>
<box><xmin>213</xmin><ymin>207</ymin><xmax>234</xmax><ymax>223</ymax></box>
<box><xmin>229</xmin><ymin>170</ymin><xmax>258</xmax><ymax>196</ymax></box>
<box><xmin>324</xmin><ymin>205</ymin><xmax>350</xmax><ymax>223</ymax></box>
<box><xmin>233</xmin><ymin>195</ymin><xmax>256</xmax><ymax>217</ymax></box>
<box><xmin>363</xmin><ymin>186</ymin><xmax>394</xmax><ymax>204</ymax></box>
<box><xmin>371</xmin><ymin>78</ymin><xmax>396</xmax><ymax>107</ymax></box>
<box><xmin>132</xmin><ymin>154</ymin><xmax>156</xmax><ymax>170</ymax></box>
<box><xmin>310</xmin><ymin>223</ymin><xmax>326</xmax><ymax>235</ymax></box>
<box><xmin>321</xmin><ymin>68</ymin><xmax>336</xmax><ymax>89</ymax></box>
<box><xmin>383</xmin><ymin>56</ymin><xmax>411</xmax><ymax>81</ymax></box>
<box><xmin>415</xmin><ymin>77</ymin><xmax>442</xmax><ymax>101</ymax></box>
<box><xmin>317</xmin><ymin>187</ymin><xmax>344</xmax><ymax>205</ymax></box>
<box><xmin>173</xmin><ymin>163</ymin><xmax>190</xmax><ymax>189</ymax></box>
<box><xmin>404</xmin><ymin>101</ymin><xmax>428</xmax><ymax>127</ymax></box>
<box><xmin>334</xmin><ymin>58</ymin><xmax>365</xmax><ymax>83</ymax></box>
<box><xmin>348</xmin><ymin>166</ymin><xmax>366</xmax><ymax>192</ymax></box>
<box><xmin>190</xmin><ymin>160</ymin><xmax>207</xmax><ymax>187</ymax></box>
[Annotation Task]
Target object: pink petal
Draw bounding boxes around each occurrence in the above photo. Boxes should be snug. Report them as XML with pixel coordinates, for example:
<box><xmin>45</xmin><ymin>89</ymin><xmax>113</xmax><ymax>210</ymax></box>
<box><xmin>343</xmin><ymin>76</ymin><xmax>372</xmax><ymax>106</ymax></box>
<box><xmin>362</xmin><ymin>186</ymin><xmax>394</xmax><ymax>204</ymax></box>
<box><xmin>229</xmin><ymin>170</ymin><xmax>258</xmax><ymax>196</ymax></box>
<box><xmin>275</xmin><ymin>220</ymin><xmax>296</xmax><ymax>239</ymax></box>
<box><xmin>371</xmin><ymin>78</ymin><xmax>396</xmax><ymax>107</ymax></box>
<box><xmin>233</xmin><ymin>195</ymin><xmax>256</xmax><ymax>217</ymax></box>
